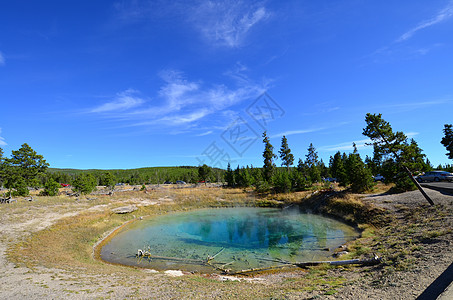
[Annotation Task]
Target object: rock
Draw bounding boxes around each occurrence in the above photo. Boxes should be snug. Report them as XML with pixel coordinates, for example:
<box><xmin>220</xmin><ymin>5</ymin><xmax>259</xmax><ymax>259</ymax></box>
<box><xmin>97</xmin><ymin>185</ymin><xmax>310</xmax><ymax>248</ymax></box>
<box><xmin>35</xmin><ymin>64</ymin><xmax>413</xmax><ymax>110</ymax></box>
<box><xmin>333</xmin><ymin>251</ymin><xmax>349</xmax><ymax>258</ymax></box>
<box><xmin>112</xmin><ymin>205</ymin><xmax>138</xmax><ymax>214</ymax></box>
<box><xmin>164</xmin><ymin>270</ymin><xmax>184</xmax><ymax>277</ymax></box>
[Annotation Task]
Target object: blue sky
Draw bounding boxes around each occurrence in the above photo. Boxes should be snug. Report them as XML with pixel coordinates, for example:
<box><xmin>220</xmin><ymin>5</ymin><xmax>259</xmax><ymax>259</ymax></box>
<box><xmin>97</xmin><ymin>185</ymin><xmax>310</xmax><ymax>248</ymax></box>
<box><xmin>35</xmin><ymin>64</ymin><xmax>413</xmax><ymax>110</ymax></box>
<box><xmin>1</xmin><ymin>0</ymin><xmax>452</xmax><ymax>170</ymax></box>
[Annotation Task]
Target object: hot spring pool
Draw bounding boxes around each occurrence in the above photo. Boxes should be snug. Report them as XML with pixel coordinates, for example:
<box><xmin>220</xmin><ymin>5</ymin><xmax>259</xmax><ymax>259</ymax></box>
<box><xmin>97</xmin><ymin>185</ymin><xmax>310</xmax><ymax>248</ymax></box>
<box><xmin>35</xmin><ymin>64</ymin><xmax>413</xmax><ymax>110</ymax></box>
<box><xmin>100</xmin><ymin>207</ymin><xmax>359</xmax><ymax>273</ymax></box>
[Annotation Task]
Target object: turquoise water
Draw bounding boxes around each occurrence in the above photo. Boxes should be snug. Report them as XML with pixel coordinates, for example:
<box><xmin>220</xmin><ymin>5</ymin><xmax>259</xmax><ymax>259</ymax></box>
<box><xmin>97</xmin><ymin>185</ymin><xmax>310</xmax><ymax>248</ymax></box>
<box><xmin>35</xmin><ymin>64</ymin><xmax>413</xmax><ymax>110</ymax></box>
<box><xmin>100</xmin><ymin>207</ymin><xmax>359</xmax><ymax>273</ymax></box>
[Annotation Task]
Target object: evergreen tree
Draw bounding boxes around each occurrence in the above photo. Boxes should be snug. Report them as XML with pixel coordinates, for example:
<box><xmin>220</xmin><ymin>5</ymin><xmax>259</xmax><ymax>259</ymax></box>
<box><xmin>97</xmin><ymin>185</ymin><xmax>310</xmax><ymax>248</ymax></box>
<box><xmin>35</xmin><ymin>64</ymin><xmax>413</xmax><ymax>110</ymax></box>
<box><xmin>41</xmin><ymin>178</ymin><xmax>61</xmax><ymax>196</ymax></box>
<box><xmin>262</xmin><ymin>131</ymin><xmax>277</xmax><ymax>182</ymax></box>
<box><xmin>198</xmin><ymin>164</ymin><xmax>212</xmax><ymax>184</ymax></box>
<box><xmin>318</xmin><ymin>159</ymin><xmax>330</xmax><ymax>178</ymax></box>
<box><xmin>1</xmin><ymin>144</ymin><xmax>49</xmax><ymax>197</ymax></box>
<box><xmin>296</xmin><ymin>158</ymin><xmax>310</xmax><ymax>184</ymax></box>
<box><xmin>7</xmin><ymin>143</ymin><xmax>49</xmax><ymax>185</ymax></box>
<box><xmin>273</xmin><ymin>170</ymin><xmax>291</xmax><ymax>193</ymax></box>
<box><xmin>329</xmin><ymin>152</ymin><xmax>342</xmax><ymax>179</ymax></box>
<box><xmin>289</xmin><ymin>170</ymin><xmax>309</xmax><ymax>191</ymax></box>
<box><xmin>305</xmin><ymin>143</ymin><xmax>321</xmax><ymax>183</ymax></box>
<box><xmin>425</xmin><ymin>158</ymin><xmax>433</xmax><ymax>171</ymax></box>
<box><xmin>72</xmin><ymin>173</ymin><xmax>97</xmax><ymax>195</ymax></box>
<box><xmin>235</xmin><ymin>166</ymin><xmax>253</xmax><ymax>188</ymax></box>
<box><xmin>279</xmin><ymin>135</ymin><xmax>294</xmax><ymax>171</ymax></box>
<box><xmin>225</xmin><ymin>163</ymin><xmax>235</xmax><ymax>187</ymax></box>
<box><xmin>346</xmin><ymin>144</ymin><xmax>374</xmax><ymax>193</ymax></box>
<box><xmin>0</xmin><ymin>147</ymin><xmax>4</xmax><ymax>187</ymax></box>
<box><xmin>99</xmin><ymin>172</ymin><xmax>117</xmax><ymax>190</ymax></box>
<box><xmin>363</xmin><ymin>113</ymin><xmax>428</xmax><ymax>191</ymax></box>
<box><xmin>441</xmin><ymin>124</ymin><xmax>453</xmax><ymax>160</ymax></box>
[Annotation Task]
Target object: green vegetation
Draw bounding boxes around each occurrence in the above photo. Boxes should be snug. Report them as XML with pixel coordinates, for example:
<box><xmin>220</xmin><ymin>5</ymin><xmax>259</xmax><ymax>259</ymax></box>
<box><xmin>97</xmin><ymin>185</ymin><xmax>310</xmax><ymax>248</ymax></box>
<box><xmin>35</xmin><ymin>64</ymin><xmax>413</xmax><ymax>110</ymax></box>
<box><xmin>197</xmin><ymin>164</ymin><xmax>212</xmax><ymax>184</ymax></box>
<box><xmin>441</xmin><ymin>124</ymin><xmax>453</xmax><ymax>160</ymax></box>
<box><xmin>40</xmin><ymin>178</ymin><xmax>60</xmax><ymax>196</ymax></box>
<box><xmin>72</xmin><ymin>173</ymin><xmax>97</xmax><ymax>195</ymax></box>
<box><xmin>363</xmin><ymin>113</ymin><xmax>431</xmax><ymax>192</ymax></box>
<box><xmin>0</xmin><ymin>143</ymin><xmax>49</xmax><ymax>197</ymax></box>
<box><xmin>262</xmin><ymin>131</ymin><xmax>277</xmax><ymax>182</ymax></box>
<box><xmin>1</xmin><ymin>113</ymin><xmax>451</xmax><ymax>197</ymax></box>
<box><xmin>279</xmin><ymin>135</ymin><xmax>294</xmax><ymax>171</ymax></box>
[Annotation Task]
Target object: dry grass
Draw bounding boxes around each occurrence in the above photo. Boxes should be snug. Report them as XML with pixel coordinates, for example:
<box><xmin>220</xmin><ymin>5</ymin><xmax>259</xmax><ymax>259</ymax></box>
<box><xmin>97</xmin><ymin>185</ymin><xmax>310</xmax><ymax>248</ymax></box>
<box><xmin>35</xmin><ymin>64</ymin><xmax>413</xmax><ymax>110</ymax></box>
<box><xmin>6</xmin><ymin>184</ymin><xmax>445</xmax><ymax>298</ymax></box>
<box><xmin>5</xmin><ymin>187</ymin><xmax>361</xmax><ymax>298</ymax></box>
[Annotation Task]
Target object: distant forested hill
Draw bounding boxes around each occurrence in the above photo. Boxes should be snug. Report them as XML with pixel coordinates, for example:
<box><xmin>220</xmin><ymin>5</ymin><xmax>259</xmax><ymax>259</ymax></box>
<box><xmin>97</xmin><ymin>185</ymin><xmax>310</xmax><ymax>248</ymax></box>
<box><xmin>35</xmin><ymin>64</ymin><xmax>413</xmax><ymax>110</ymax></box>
<box><xmin>46</xmin><ymin>166</ymin><xmax>225</xmax><ymax>185</ymax></box>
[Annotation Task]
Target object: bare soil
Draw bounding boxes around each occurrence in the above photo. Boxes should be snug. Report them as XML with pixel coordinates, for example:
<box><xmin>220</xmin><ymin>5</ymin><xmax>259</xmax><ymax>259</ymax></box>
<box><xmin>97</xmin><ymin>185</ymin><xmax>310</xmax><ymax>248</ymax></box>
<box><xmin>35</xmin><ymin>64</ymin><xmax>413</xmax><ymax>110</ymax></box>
<box><xmin>0</xmin><ymin>186</ymin><xmax>451</xmax><ymax>299</ymax></box>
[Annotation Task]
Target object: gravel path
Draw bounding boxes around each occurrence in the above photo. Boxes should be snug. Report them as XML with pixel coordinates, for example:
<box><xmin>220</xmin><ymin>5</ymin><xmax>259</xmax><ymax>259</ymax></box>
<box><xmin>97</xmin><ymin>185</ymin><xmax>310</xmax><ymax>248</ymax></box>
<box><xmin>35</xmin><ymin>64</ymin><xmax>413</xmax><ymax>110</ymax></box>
<box><xmin>331</xmin><ymin>188</ymin><xmax>453</xmax><ymax>300</ymax></box>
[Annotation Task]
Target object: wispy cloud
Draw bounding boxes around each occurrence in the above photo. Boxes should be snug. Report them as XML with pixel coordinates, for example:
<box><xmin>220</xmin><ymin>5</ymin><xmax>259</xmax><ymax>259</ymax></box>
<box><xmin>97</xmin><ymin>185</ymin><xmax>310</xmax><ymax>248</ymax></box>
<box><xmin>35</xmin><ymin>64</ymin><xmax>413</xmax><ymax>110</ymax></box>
<box><xmin>368</xmin><ymin>2</ymin><xmax>453</xmax><ymax>63</ymax></box>
<box><xmin>319</xmin><ymin>138</ymin><xmax>372</xmax><ymax>152</ymax></box>
<box><xmin>113</xmin><ymin>0</ymin><xmax>270</xmax><ymax>48</ymax></box>
<box><xmin>397</xmin><ymin>1</ymin><xmax>453</xmax><ymax>42</ymax></box>
<box><xmin>372</xmin><ymin>98</ymin><xmax>451</xmax><ymax>114</ymax></box>
<box><xmin>0</xmin><ymin>51</ymin><xmax>5</xmax><ymax>65</ymax></box>
<box><xmin>0</xmin><ymin>128</ymin><xmax>7</xmax><ymax>146</ymax></box>
<box><xmin>191</xmin><ymin>1</ymin><xmax>270</xmax><ymax>48</ymax></box>
<box><xmin>196</xmin><ymin>130</ymin><xmax>213</xmax><ymax>137</ymax></box>
<box><xmin>89</xmin><ymin>68</ymin><xmax>266</xmax><ymax>130</ymax></box>
<box><xmin>270</xmin><ymin>128</ymin><xmax>325</xmax><ymax>139</ymax></box>
<box><xmin>91</xmin><ymin>89</ymin><xmax>144</xmax><ymax>113</ymax></box>
<box><xmin>319</xmin><ymin>132</ymin><xmax>419</xmax><ymax>152</ymax></box>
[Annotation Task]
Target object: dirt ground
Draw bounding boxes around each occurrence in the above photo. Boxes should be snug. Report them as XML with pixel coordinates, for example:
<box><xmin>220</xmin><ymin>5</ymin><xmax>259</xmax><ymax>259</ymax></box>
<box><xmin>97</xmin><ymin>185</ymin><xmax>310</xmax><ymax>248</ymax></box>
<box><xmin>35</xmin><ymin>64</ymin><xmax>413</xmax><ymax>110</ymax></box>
<box><xmin>0</xmin><ymin>187</ymin><xmax>452</xmax><ymax>299</ymax></box>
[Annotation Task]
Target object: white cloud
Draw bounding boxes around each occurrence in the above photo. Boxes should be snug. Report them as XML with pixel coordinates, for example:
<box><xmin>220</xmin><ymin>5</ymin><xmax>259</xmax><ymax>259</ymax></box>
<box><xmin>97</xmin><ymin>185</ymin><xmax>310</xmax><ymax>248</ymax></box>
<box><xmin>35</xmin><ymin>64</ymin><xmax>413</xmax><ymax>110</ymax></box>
<box><xmin>91</xmin><ymin>89</ymin><xmax>144</xmax><ymax>113</ymax></box>
<box><xmin>368</xmin><ymin>2</ymin><xmax>452</xmax><ymax>63</ymax></box>
<box><xmin>112</xmin><ymin>0</ymin><xmax>270</xmax><ymax>48</ymax></box>
<box><xmin>270</xmin><ymin>128</ymin><xmax>325</xmax><ymax>139</ymax></box>
<box><xmin>319</xmin><ymin>132</ymin><xmax>419</xmax><ymax>152</ymax></box>
<box><xmin>0</xmin><ymin>51</ymin><xmax>5</xmax><ymax>65</ymax></box>
<box><xmin>0</xmin><ymin>128</ymin><xmax>7</xmax><ymax>146</ymax></box>
<box><xmin>319</xmin><ymin>138</ymin><xmax>372</xmax><ymax>152</ymax></box>
<box><xmin>90</xmin><ymin>68</ymin><xmax>266</xmax><ymax>131</ymax></box>
<box><xmin>196</xmin><ymin>130</ymin><xmax>213</xmax><ymax>137</ymax></box>
<box><xmin>397</xmin><ymin>1</ymin><xmax>453</xmax><ymax>42</ymax></box>
<box><xmin>190</xmin><ymin>1</ymin><xmax>270</xmax><ymax>48</ymax></box>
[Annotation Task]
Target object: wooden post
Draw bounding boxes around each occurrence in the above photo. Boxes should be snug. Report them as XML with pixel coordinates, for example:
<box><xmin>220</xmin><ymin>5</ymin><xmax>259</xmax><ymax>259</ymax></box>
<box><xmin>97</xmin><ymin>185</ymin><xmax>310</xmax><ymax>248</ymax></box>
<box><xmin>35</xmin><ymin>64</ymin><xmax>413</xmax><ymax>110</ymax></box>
<box><xmin>403</xmin><ymin>166</ymin><xmax>434</xmax><ymax>205</ymax></box>
<box><xmin>371</xmin><ymin>124</ymin><xmax>434</xmax><ymax>206</ymax></box>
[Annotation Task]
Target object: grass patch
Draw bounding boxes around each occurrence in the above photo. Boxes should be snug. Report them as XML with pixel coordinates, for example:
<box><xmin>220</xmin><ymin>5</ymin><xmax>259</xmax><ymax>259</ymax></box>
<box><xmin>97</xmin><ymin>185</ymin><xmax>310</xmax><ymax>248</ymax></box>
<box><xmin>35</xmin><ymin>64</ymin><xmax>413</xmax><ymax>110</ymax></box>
<box><xmin>4</xmin><ymin>185</ymin><xmax>451</xmax><ymax>298</ymax></box>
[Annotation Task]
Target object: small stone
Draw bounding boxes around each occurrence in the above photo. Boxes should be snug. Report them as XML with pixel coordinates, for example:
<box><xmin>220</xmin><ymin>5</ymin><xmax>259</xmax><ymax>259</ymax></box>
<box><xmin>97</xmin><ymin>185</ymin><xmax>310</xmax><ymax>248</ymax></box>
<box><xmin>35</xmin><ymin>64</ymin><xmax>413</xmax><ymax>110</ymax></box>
<box><xmin>164</xmin><ymin>270</ymin><xmax>184</xmax><ymax>277</ymax></box>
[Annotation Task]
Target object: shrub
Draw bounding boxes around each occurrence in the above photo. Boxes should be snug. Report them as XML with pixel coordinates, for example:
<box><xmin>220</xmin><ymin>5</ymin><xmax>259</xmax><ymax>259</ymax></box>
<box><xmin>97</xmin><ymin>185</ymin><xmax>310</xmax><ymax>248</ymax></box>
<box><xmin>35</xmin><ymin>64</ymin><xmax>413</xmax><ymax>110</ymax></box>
<box><xmin>72</xmin><ymin>173</ymin><xmax>97</xmax><ymax>195</ymax></box>
<box><xmin>40</xmin><ymin>178</ymin><xmax>60</xmax><ymax>196</ymax></box>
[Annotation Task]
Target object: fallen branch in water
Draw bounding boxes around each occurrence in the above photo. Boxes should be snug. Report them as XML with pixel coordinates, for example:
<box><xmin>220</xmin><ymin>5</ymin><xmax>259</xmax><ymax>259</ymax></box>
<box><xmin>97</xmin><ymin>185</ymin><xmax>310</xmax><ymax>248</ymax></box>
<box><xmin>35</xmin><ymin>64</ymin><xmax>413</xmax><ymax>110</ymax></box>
<box><xmin>258</xmin><ymin>254</ymin><xmax>382</xmax><ymax>268</ymax></box>
<box><xmin>230</xmin><ymin>254</ymin><xmax>382</xmax><ymax>275</ymax></box>
<box><xmin>135</xmin><ymin>246</ymin><xmax>381</xmax><ymax>275</ymax></box>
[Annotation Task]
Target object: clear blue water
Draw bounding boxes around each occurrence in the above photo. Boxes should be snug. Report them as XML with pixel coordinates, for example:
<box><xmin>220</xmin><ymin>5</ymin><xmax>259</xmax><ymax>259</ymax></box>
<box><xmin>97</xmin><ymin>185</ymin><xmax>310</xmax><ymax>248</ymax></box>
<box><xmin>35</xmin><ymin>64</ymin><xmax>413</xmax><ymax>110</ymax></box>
<box><xmin>100</xmin><ymin>207</ymin><xmax>359</xmax><ymax>273</ymax></box>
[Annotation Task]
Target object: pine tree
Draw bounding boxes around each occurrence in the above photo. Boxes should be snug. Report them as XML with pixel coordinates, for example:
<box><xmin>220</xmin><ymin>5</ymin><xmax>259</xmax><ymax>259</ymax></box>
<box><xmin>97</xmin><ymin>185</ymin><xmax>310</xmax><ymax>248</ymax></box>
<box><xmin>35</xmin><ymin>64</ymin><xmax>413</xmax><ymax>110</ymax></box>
<box><xmin>72</xmin><ymin>173</ymin><xmax>97</xmax><ymax>195</ymax></box>
<box><xmin>225</xmin><ymin>163</ymin><xmax>235</xmax><ymax>187</ymax></box>
<box><xmin>273</xmin><ymin>169</ymin><xmax>291</xmax><ymax>193</ymax></box>
<box><xmin>262</xmin><ymin>131</ymin><xmax>277</xmax><ymax>182</ymax></box>
<box><xmin>7</xmin><ymin>143</ymin><xmax>49</xmax><ymax>185</ymax></box>
<box><xmin>441</xmin><ymin>124</ymin><xmax>453</xmax><ymax>160</ymax></box>
<box><xmin>99</xmin><ymin>172</ymin><xmax>117</xmax><ymax>190</ymax></box>
<box><xmin>1</xmin><ymin>144</ymin><xmax>49</xmax><ymax>197</ymax></box>
<box><xmin>279</xmin><ymin>135</ymin><xmax>294</xmax><ymax>171</ymax></box>
<box><xmin>346</xmin><ymin>143</ymin><xmax>374</xmax><ymax>193</ymax></box>
<box><xmin>363</xmin><ymin>113</ymin><xmax>429</xmax><ymax>191</ymax></box>
<box><xmin>305</xmin><ymin>143</ymin><xmax>321</xmax><ymax>183</ymax></box>
<box><xmin>198</xmin><ymin>164</ymin><xmax>212</xmax><ymax>185</ymax></box>
<box><xmin>41</xmin><ymin>178</ymin><xmax>61</xmax><ymax>196</ymax></box>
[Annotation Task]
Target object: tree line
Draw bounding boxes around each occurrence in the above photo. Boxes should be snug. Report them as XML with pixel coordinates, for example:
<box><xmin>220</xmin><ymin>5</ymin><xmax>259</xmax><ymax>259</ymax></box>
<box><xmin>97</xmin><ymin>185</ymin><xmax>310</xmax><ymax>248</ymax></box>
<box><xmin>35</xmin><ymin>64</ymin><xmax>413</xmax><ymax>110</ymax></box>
<box><xmin>1</xmin><ymin>114</ymin><xmax>452</xmax><ymax>196</ymax></box>
<box><xmin>225</xmin><ymin>113</ymin><xmax>453</xmax><ymax>193</ymax></box>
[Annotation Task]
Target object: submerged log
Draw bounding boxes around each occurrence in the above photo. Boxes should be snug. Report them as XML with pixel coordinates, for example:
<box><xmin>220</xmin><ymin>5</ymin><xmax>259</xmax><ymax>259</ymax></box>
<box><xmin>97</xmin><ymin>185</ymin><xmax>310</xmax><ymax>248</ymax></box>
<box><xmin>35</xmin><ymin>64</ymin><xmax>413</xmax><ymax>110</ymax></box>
<box><xmin>134</xmin><ymin>246</ymin><xmax>381</xmax><ymax>275</ymax></box>
<box><xmin>258</xmin><ymin>254</ymin><xmax>381</xmax><ymax>268</ymax></box>
<box><xmin>294</xmin><ymin>254</ymin><xmax>381</xmax><ymax>267</ymax></box>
